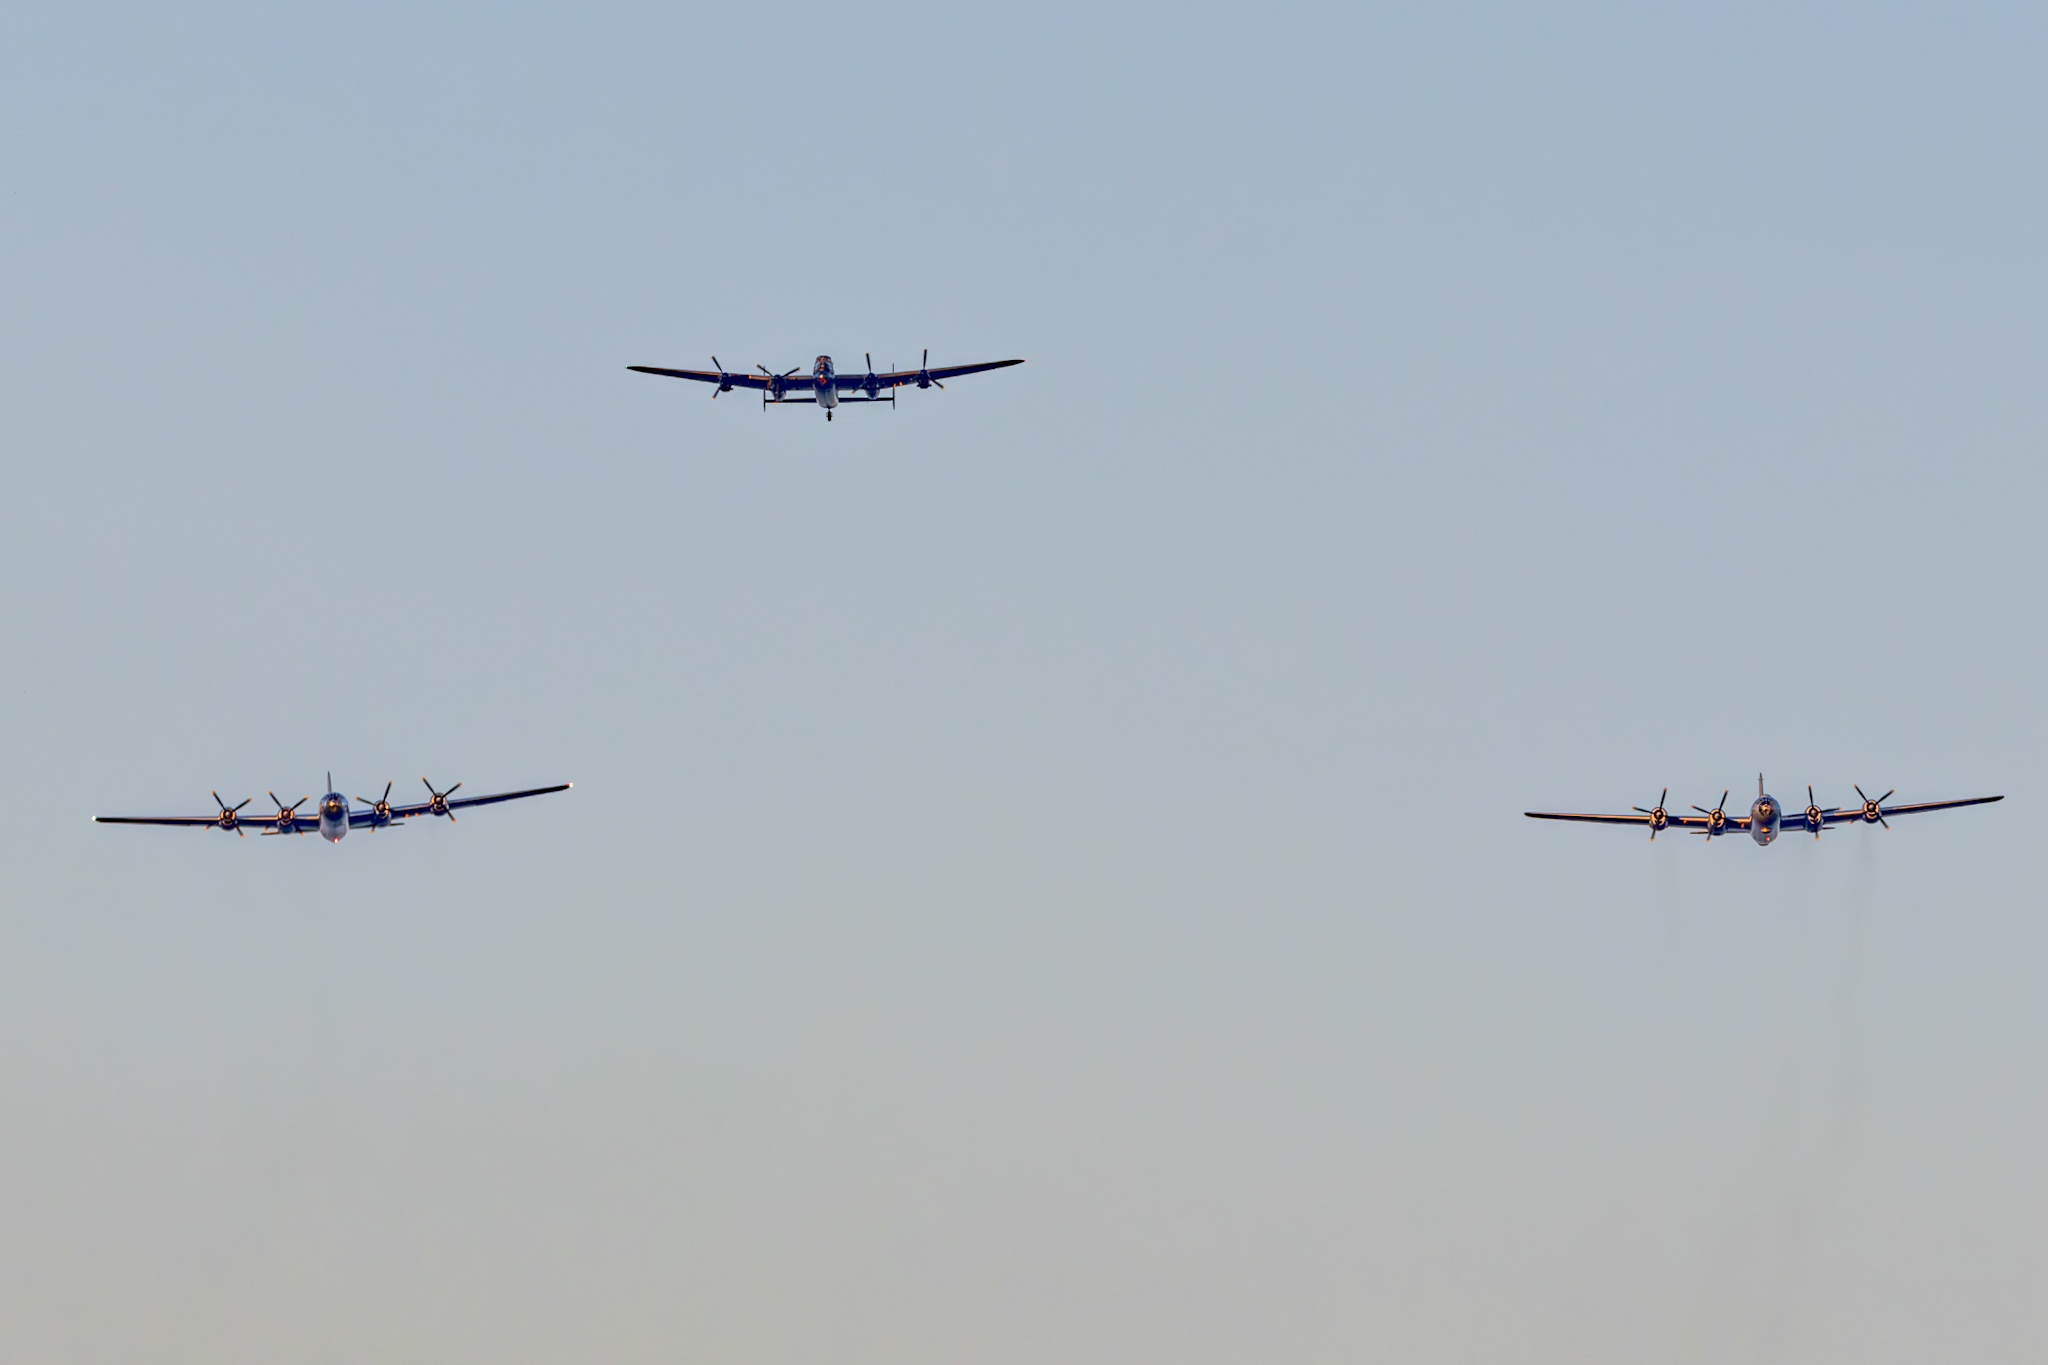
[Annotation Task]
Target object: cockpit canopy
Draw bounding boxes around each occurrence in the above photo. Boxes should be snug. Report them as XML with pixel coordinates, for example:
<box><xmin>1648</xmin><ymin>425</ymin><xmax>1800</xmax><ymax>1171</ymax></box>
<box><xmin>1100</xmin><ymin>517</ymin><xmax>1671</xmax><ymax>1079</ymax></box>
<box><xmin>814</xmin><ymin>355</ymin><xmax>832</xmax><ymax>375</ymax></box>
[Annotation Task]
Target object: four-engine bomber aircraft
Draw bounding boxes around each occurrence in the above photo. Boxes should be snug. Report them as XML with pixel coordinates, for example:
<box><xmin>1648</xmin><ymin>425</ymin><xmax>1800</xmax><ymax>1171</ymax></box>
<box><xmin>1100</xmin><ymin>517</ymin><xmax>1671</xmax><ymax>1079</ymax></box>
<box><xmin>96</xmin><ymin>775</ymin><xmax>571</xmax><ymax>843</ymax></box>
<box><xmin>1527</xmin><ymin>776</ymin><xmax>2002</xmax><ymax>844</ymax></box>
<box><xmin>628</xmin><ymin>350</ymin><xmax>1024</xmax><ymax>419</ymax></box>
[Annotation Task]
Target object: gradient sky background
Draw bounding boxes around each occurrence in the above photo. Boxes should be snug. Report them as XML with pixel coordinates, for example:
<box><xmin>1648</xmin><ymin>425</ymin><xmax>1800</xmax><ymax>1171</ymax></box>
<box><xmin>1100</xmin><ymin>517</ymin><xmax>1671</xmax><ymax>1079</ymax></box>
<box><xmin>2</xmin><ymin>3</ymin><xmax>2044</xmax><ymax>1361</ymax></box>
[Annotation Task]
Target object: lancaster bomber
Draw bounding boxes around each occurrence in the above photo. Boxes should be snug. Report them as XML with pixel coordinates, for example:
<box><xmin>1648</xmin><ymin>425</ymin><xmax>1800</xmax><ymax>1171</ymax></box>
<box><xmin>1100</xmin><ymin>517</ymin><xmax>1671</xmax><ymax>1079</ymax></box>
<box><xmin>96</xmin><ymin>775</ymin><xmax>571</xmax><ymax>843</ymax></box>
<box><xmin>629</xmin><ymin>350</ymin><xmax>1023</xmax><ymax>419</ymax></box>
<box><xmin>1526</xmin><ymin>776</ymin><xmax>2002</xmax><ymax>844</ymax></box>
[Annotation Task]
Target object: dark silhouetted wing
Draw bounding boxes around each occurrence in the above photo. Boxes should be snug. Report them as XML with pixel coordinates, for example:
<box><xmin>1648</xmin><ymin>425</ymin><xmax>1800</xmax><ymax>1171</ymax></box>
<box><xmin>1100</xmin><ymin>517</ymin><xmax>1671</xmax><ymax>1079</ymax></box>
<box><xmin>1823</xmin><ymin>793</ymin><xmax>2003</xmax><ymax>826</ymax></box>
<box><xmin>1875</xmin><ymin>794</ymin><xmax>2003</xmax><ymax>816</ymax></box>
<box><xmin>96</xmin><ymin>810</ymin><xmax>313</xmax><ymax>834</ymax></box>
<box><xmin>1524</xmin><ymin>810</ymin><xmax>1712</xmax><ymax>829</ymax></box>
<box><xmin>383</xmin><ymin>783</ymin><xmax>573</xmax><ymax>821</ymax></box>
<box><xmin>918</xmin><ymin>357</ymin><xmax>1024</xmax><ymax>382</ymax></box>
<box><xmin>447</xmin><ymin>782</ymin><xmax>573</xmax><ymax>811</ymax></box>
<box><xmin>864</xmin><ymin>357</ymin><xmax>1024</xmax><ymax>388</ymax></box>
<box><xmin>628</xmin><ymin>366</ymin><xmax>770</xmax><ymax>389</ymax></box>
<box><xmin>835</xmin><ymin>358</ymin><xmax>1025</xmax><ymax>391</ymax></box>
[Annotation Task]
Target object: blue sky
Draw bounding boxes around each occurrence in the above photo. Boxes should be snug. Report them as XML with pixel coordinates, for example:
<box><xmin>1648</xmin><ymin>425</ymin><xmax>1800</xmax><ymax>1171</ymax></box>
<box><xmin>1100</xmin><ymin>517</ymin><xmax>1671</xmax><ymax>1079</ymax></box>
<box><xmin>2</xmin><ymin>4</ymin><xmax>2044</xmax><ymax>1360</ymax></box>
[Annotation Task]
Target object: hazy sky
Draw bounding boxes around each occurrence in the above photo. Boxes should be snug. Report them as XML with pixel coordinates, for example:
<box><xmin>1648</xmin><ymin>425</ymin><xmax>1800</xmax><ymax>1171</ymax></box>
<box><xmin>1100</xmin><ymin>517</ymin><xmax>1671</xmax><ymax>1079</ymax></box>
<box><xmin>3</xmin><ymin>3</ymin><xmax>2045</xmax><ymax>1361</ymax></box>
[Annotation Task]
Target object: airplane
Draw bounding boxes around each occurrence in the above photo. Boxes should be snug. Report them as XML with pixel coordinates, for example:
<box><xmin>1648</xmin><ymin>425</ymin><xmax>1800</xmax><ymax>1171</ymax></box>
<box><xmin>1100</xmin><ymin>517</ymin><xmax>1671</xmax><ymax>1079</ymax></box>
<box><xmin>1526</xmin><ymin>775</ymin><xmax>2002</xmax><ymax>844</ymax></box>
<box><xmin>95</xmin><ymin>775</ymin><xmax>571</xmax><ymax>844</ymax></box>
<box><xmin>628</xmin><ymin>350</ymin><xmax>1024</xmax><ymax>419</ymax></box>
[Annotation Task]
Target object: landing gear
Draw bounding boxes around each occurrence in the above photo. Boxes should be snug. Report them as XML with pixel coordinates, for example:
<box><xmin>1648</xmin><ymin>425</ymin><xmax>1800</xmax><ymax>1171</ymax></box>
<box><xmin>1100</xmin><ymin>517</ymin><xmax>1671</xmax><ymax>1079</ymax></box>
<box><xmin>827</xmin><ymin>410</ymin><xmax>832</xmax><ymax>421</ymax></box>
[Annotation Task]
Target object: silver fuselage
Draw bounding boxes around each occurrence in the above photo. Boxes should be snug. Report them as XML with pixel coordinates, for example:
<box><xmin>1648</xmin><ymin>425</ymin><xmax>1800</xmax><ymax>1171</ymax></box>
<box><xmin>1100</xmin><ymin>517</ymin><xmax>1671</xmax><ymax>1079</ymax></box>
<box><xmin>318</xmin><ymin>792</ymin><xmax>348</xmax><ymax>843</ymax></box>
<box><xmin>1749</xmin><ymin>793</ymin><xmax>1781</xmax><ymax>845</ymax></box>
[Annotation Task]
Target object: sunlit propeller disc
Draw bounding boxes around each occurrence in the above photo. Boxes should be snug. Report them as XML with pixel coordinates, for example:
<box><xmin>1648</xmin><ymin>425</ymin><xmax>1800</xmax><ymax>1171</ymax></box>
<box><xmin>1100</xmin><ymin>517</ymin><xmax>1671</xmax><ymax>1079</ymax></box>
<box><xmin>355</xmin><ymin>780</ymin><xmax>395</xmax><ymax>828</ymax></box>
<box><xmin>1689</xmin><ymin>790</ymin><xmax>1730</xmax><ymax>839</ymax></box>
<box><xmin>423</xmin><ymin>777</ymin><xmax>462</xmax><ymax>821</ymax></box>
<box><xmin>213</xmin><ymin>790</ymin><xmax>251</xmax><ymax>837</ymax></box>
<box><xmin>268</xmin><ymin>791</ymin><xmax>308</xmax><ymax>834</ymax></box>
<box><xmin>1631</xmin><ymin>788</ymin><xmax>1669</xmax><ymax>840</ymax></box>
<box><xmin>1803</xmin><ymin>784</ymin><xmax>1839</xmax><ymax>837</ymax></box>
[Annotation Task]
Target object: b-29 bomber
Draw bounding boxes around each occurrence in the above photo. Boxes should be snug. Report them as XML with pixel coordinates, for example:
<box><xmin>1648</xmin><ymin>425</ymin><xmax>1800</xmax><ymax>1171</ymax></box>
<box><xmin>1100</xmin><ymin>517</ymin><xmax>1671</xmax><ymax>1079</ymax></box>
<box><xmin>97</xmin><ymin>775</ymin><xmax>571</xmax><ymax>844</ymax></box>
<box><xmin>1527</xmin><ymin>776</ymin><xmax>2001</xmax><ymax>844</ymax></box>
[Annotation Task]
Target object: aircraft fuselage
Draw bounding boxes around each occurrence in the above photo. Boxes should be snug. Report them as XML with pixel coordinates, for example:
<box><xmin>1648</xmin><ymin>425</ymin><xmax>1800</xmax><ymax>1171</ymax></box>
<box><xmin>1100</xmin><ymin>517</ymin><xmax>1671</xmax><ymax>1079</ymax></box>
<box><xmin>319</xmin><ymin>791</ymin><xmax>349</xmax><ymax>843</ymax></box>
<box><xmin>813</xmin><ymin>355</ymin><xmax>837</xmax><ymax>413</ymax></box>
<box><xmin>1749</xmin><ymin>792</ymin><xmax>1780</xmax><ymax>845</ymax></box>
<box><xmin>772</xmin><ymin>356</ymin><xmax>890</xmax><ymax>418</ymax></box>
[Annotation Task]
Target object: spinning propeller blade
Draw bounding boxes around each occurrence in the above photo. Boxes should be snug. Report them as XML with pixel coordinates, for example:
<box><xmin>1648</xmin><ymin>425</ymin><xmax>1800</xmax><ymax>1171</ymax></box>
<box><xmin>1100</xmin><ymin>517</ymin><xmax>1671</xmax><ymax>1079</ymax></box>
<box><xmin>1855</xmin><ymin>784</ymin><xmax>1895</xmax><ymax>828</ymax></box>
<box><xmin>354</xmin><ymin>780</ymin><xmax>396</xmax><ymax>828</ymax></box>
<box><xmin>266</xmin><ymin>791</ymin><xmax>308</xmax><ymax>833</ymax></box>
<box><xmin>212</xmin><ymin>790</ymin><xmax>251</xmax><ymax>837</ymax></box>
<box><xmin>1801</xmin><ymin>784</ymin><xmax>1841</xmax><ymax>838</ymax></box>
<box><xmin>1688</xmin><ymin>791</ymin><xmax>1730</xmax><ymax>840</ymax></box>
<box><xmin>422</xmin><ymin>777</ymin><xmax>462</xmax><ymax>821</ymax></box>
<box><xmin>1630</xmin><ymin>788</ymin><xmax>1669</xmax><ymax>840</ymax></box>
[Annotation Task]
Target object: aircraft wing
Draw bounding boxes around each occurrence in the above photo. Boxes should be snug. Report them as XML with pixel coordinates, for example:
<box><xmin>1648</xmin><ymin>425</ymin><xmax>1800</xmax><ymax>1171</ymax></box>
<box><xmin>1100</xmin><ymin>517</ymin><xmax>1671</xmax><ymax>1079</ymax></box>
<box><xmin>857</xmin><ymin>358</ymin><xmax>1025</xmax><ymax>389</ymax></box>
<box><xmin>1523</xmin><ymin>810</ymin><xmax>1717</xmax><ymax>830</ymax></box>
<box><xmin>444</xmin><ymin>782</ymin><xmax>573</xmax><ymax>812</ymax></box>
<box><xmin>627</xmin><ymin>366</ymin><xmax>772</xmax><ymax>389</ymax></box>
<box><xmin>1869</xmin><ymin>794</ymin><xmax>2003</xmax><ymax>816</ymax></box>
<box><xmin>1819</xmin><ymin>793</ymin><xmax>2003</xmax><ymax>826</ymax></box>
<box><xmin>922</xmin><ymin>357</ymin><xmax>1025</xmax><ymax>382</ymax></box>
<box><xmin>380</xmin><ymin>782</ymin><xmax>573</xmax><ymax>821</ymax></box>
<box><xmin>95</xmin><ymin>809</ymin><xmax>315</xmax><ymax>834</ymax></box>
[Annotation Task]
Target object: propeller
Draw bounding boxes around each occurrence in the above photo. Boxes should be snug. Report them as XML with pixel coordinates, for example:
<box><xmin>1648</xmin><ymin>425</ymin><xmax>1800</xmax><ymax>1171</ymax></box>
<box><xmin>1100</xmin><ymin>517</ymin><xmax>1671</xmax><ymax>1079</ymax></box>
<box><xmin>422</xmin><ymin>777</ymin><xmax>462</xmax><ymax>821</ymax></box>
<box><xmin>862</xmin><ymin>351</ymin><xmax>881</xmax><ymax>398</ymax></box>
<box><xmin>1854</xmin><ymin>784</ymin><xmax>1895</xmax><ymax>828</ymax></box>
<box><xmin>266</xmin><ymin>792</ymin><xmax>309</xmax><ymax>834</ymax></box>
<box><xmin>1690</xmin><ymin>790</ymin><xmax>1731</xmax><ymax>839</ymax></box>
<box><xmin>915</xmin><ymin>347</ymin><xmax>943</xmax><ymax>390</ymax></box>
<box><xmin>355</xmin><ymin>780</ymin><xmax>397</xmax><ymax>828</ymax></box>
<box><xmin>710</xmin><ymin>355</ymin><xmax>735</xmax><ymax>397</ymax></box>
<box><xmin>1800</xmin><ymin>783</ymin><xmax>1840</xmax><ymax>838</ymax></box>
<box><xmin>1631</xmin><ymin>788</ymin><xmax>1671</xmax><ymax>840</ymax></box>
<box><xmin>212</xmin><ymin>791</ymin><xmax>251</xmax><ymax>837</ymax></box>
<box><xmin>755</xmin><ymin>364</ymin><xmax>802</xmax><ymax>405</ymax></box>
